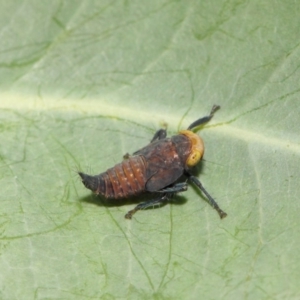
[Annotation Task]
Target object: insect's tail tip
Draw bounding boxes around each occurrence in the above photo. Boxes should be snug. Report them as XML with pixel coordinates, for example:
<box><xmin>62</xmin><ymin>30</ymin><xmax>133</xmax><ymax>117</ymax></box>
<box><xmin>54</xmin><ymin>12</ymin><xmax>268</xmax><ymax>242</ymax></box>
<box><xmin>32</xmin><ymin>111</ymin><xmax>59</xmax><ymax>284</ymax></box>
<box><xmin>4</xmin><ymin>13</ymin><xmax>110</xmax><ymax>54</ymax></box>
<box><xmin>78</xmin><ymin>171</ymin><xmax>98</xmax><ymax>192</ymax></box>
<box><xmin>78</xmin><ymin>171</ymin><xmax>88</xmax><ymax>183</ymax></box>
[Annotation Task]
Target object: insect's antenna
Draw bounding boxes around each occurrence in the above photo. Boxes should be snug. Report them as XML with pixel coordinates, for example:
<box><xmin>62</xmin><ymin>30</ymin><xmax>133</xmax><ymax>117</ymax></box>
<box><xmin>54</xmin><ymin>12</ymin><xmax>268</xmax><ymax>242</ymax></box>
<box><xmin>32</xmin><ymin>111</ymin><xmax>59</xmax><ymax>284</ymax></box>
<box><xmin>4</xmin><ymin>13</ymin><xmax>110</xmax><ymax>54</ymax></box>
<box><xmin>187</xmin><ymin>105</ymin><xmax>220</xmax><ymax>130</ymax></box>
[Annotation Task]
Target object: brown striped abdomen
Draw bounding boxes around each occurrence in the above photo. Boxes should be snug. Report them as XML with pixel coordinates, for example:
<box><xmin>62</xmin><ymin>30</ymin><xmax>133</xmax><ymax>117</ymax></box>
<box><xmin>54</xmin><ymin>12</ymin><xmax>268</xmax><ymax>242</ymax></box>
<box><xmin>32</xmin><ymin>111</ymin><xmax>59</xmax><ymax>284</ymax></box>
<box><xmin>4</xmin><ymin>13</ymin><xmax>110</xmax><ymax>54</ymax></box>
<box><xmin>97</xmin><ymin>155</ymin><xmax>147</xmax><ymax>199</ymax></box>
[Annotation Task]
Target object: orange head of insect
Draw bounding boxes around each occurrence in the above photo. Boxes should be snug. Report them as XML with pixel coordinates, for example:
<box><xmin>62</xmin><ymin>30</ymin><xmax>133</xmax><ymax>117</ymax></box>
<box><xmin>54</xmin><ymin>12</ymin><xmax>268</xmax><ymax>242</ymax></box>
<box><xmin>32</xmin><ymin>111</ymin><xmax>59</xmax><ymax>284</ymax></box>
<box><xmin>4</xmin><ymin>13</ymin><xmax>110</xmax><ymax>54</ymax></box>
<box><xmin>179</xmin><ymin>130</ymin><xmax>204</xmax><ymax>168</ymax></box>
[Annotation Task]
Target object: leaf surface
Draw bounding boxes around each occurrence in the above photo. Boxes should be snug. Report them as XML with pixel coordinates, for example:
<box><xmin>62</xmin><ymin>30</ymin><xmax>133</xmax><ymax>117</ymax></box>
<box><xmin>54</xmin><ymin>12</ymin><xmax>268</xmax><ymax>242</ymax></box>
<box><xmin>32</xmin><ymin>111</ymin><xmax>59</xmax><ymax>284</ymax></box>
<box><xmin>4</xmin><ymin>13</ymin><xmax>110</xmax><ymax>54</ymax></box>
<box><xmin>0</xmin><ymin>1</ymin><xmax>300</xmax><ymax>299</ymax></box>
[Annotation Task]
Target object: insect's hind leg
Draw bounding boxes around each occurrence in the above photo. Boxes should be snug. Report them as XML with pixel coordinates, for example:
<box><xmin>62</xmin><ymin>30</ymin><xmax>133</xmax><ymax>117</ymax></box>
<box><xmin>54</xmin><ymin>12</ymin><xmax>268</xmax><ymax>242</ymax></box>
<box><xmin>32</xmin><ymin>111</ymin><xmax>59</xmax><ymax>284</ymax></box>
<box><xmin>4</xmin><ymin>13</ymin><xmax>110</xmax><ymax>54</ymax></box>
<box><xmin>125</xmin><ymin>193</ymin><xmax>171</xmax><ymax>219</ymax></box>
<box><xmin>185</xmin><ymin>171</ymin><xmax>227</xmax><ymax>219</ymax></box>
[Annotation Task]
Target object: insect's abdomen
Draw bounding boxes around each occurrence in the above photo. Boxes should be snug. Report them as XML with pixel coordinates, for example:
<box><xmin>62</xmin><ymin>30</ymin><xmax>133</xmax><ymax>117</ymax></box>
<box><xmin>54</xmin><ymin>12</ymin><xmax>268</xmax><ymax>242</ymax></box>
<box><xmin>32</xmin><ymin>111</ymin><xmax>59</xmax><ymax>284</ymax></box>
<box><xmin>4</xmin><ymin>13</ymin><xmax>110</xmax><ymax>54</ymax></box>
<box><xmin>79</xmin><ymin>156</ymin><xmax>147</xmax><ymax>199</ymax></box>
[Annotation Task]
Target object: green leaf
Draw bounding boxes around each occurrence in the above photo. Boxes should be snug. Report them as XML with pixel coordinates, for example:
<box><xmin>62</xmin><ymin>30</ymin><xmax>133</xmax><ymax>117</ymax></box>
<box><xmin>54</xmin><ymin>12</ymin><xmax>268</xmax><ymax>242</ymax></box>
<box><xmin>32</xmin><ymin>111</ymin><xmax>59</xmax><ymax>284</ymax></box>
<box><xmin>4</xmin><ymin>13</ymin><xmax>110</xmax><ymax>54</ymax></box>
<box><xmin>1</xmin><ymin>1</ymin><xmax>300</xmax><ymax>299</ymax></box>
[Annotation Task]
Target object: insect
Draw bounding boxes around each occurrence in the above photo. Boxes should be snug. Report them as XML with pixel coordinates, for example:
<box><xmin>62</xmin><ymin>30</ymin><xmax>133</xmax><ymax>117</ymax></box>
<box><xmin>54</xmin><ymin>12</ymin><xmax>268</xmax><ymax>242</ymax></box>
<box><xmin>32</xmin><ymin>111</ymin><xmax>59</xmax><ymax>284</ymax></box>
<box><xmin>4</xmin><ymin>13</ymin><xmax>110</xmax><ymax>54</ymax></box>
<box><xmin>79</xmin><ymin>105</ymin><xmax>227</xmax><ymax>219</ymax></box>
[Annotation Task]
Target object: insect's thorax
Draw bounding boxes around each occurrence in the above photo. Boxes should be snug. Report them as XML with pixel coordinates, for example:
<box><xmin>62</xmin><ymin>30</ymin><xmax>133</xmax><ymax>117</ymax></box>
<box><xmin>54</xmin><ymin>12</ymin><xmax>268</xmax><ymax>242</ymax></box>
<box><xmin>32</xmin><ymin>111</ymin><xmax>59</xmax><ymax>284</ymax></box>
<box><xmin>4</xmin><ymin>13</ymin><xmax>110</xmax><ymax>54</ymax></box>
<box><xmin>170</xmin><ymin>134</ymin><xmax>192</xmax><ymax>167</ymax></box>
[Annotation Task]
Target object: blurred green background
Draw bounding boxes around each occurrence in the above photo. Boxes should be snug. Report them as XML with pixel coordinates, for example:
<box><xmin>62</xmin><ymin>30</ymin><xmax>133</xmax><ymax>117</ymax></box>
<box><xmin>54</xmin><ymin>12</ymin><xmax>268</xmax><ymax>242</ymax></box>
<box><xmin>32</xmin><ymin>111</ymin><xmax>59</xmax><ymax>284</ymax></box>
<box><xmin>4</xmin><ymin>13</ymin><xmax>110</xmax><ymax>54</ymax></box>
<box><xmin>0</xmin><ymin>1</ymin><xmax>299</xmax><ymax>299</ymax></box>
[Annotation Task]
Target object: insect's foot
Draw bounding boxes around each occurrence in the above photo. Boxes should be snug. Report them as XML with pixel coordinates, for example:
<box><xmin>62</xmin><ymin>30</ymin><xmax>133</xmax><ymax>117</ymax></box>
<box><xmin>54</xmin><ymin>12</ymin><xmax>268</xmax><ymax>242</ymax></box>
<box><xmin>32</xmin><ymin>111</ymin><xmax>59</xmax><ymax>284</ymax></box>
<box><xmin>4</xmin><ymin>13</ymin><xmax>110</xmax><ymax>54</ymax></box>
<box><xmin>125</xmin><ymin>213</ymin><xmax>132</xmax><ymax>219</ymax></box>
<box><xmin>125</xmin><ymin>209</ymin><xmax>137</xmax><ymax>219</ymax></box>
<box><xmin>218</xmin><ymin>209</ymin><xmax>227</xmax><ymax>219</ymax></box>
<box><xmin>211</xmin><ymin>104</ymin><xmax>220</xmax><ymax>115</ymax></box>
<box><xmin>123</xmin><ymin>153</ymin><xmax>130</xmax><ymax>159</ymax></box>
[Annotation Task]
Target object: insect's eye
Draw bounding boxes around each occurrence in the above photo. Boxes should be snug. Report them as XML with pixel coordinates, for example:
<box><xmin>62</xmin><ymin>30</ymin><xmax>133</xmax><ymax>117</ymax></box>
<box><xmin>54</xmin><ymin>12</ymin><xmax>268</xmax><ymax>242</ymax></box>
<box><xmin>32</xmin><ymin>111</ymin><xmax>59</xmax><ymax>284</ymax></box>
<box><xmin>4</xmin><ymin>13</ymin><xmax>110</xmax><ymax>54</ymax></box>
<box><xmin>186</xmin><ymin>150</ymin><xmax>202</xmax><ymax>167</ymax></box>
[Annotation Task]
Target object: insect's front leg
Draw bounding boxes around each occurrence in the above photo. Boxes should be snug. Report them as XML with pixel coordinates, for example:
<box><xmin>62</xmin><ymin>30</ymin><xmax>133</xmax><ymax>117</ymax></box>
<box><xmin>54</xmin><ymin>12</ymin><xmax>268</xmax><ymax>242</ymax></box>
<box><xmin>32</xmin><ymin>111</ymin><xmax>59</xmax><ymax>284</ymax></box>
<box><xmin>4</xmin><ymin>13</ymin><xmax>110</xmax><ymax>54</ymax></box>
<box><xmin>187</xmin><ymin>105</ymin><xmax>220</xmax><ymax>130</ymax></box>
<box><xmin>150</xmin><ymin>129</ymin><xmax>167</xmax><ymax>142</ymax></box>
<box><xmin>125</xmin><ymin>193</ymin><xmax>172</xmax><ymax>219</ymax></box>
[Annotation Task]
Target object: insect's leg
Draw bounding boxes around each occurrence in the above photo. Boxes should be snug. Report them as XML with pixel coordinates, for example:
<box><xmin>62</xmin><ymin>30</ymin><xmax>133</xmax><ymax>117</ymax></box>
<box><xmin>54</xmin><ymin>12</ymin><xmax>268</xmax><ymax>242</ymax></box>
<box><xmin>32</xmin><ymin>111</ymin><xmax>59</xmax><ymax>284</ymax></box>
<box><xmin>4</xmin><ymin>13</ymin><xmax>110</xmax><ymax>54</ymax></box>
<box><xmin>185</xmin><ymin>172</ymin><xmax>227</xmax><ymax>219</ymax></box>
<box><xmin>132</xmin><ymin>129</ymin><xmax>167</xmax><ymax>156</ymax></box>
<box><xmin>125</xmin><ymin>193</ymin><xmax>171</xmax><ymax>219</ymax></box>
<box><xmin>187</xmin><ymin>105</ymin><xmax>220</xmax><ymax>130</ymax></box>
<box><xmin>150</xmin><ymin>129</ymin><xmax>167</xmax><ymax>142</ymax></box>
<box><xmin>123</xmin><ymin>153</ymin><xmax>130</xmax><ymax>159</ymax></box>
<box><xmin>156</xmin><ymin>182</ymin><xmax>188</xmax><ymax>193</ymax></box>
